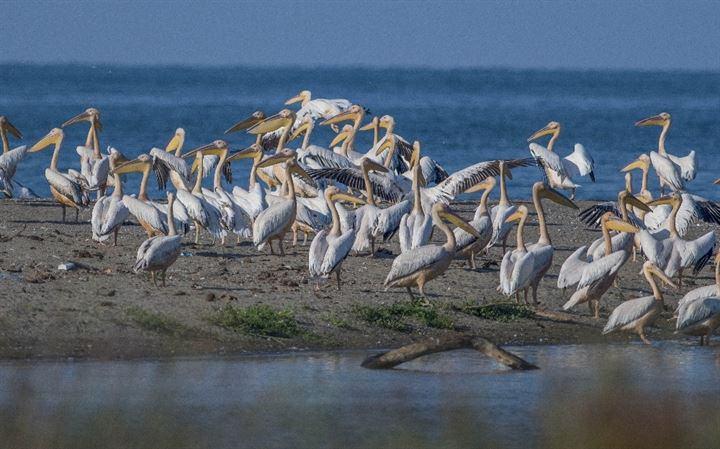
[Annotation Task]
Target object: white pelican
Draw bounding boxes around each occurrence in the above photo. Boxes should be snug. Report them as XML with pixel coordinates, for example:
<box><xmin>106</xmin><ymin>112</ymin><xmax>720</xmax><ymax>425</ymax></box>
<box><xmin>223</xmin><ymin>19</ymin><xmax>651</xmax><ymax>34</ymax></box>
<box><xmin>91</xmin><ymin>150</ymin><xmax>129</xmax><ymax>246</ymax></box>
<box><xmin>488</xmin><ymin>160</ymin><xmax>517</xmax><ymax>253</ymax></box>
<box><xmin>112</xmin><ymin>154</ymin><xmax>170</xmax><ymax>237</ymax></box>
<box><xmin>453</xmin><ymin>177</ymin><xmax>495</xmax><ymax>269</ymax></box>
<box><xmin>603</xmin><ymin>261</ymin><xmax>677</xmax><ymax>344</ymax></box>
<box><xmin>252</xmin><ymin>149</ymin><xmax>314</xmax><ymax>255</ymax></box>
<box><xmin>398</xmin><ymin>142</ymin><xmax>432</xmax><ymax>253</ymax></box>
<box><xmin>635</xmin><ymin>112</ymin><xmax>696</xmax><ymax>193</ymax></box>
<box><xmin>0</xmin><ymin>116</ymin><xmax>36</xmax><ymax>199</ymax></box>
<box><xmin>384</xmin><ymin>202</ymin><xmax>480</xmax><ymax>299</ymax></box>
<box><xmin>133</xmin><ymin>191</ymin><xmax>183</xmax><ymax>287</ymax></box>
<box><xmin>346</xmin><ymin>157</ymin><xmax>393</xmax><ymax>254</ymax></box>
<box><xmin>308</xmin><ymin>186</ymin><xmax>364</xmax><ymax>290</ymax></box>
<box><xmin>62</xmin><ymin>108</ymin><xmax>110</xmax><ymax>196</ymax></box>
<box><xmin>676</xmin><ymin>254</ymin><xmax>720</xmax><ymax>345</ymax></box>
<box><xmin>640</xmin><ymin>194</ymin><xmax>715</xmax><ymax>285</ymax></box>
<box><xmin>499</xmin><ymin>184</ymin><xmax>577</xmax><ymax>304</ymax></box>
<box><xmin>290</xmin><ymin>116</ymin><xmax>354</xmax><ymax>170</ymax></box>
<box><xmin>225</xmin><ymin>144</ymin><xmax>268</xmax><ymax>220</ymax></box>
<box><xmin>527</xmin><ymin>121</ymin><xmax>595</xmax><ymax>199</ymax></box>
<box><xmin>185</xmin><ymin>148</ymin><xmax>227</xmax><ymax>245</ymax></box>
<box><xmin>28</xmin><ymin>128</ymin><xmax>90</xmax><ymax>222</ymax></box>
<box><xmin>285</xmin><ymin>90</ymin><xmax>351</xmax><ymax>125</ymax></box>
<box><xmin>562</xmin><ymin>213</ymin><xmax>639</xmax><ymax>318</ymax></box>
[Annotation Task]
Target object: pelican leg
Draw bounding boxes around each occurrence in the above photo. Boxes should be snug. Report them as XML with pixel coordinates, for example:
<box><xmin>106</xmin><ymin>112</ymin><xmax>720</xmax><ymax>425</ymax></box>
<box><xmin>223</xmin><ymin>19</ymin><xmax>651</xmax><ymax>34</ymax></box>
<box><xmin>639</xmin><ymin>329</ymin><xmax>651</xmax><ymax>345</ymax></box>
<box><xmin>561</xmin><ymin>287</ymin><xmax>567</xmax><ymax>300</ymax></box>
<box><xmin>370</xmin><ymin>237</ymin><xmax>376</xmax><ymax>257</ymax></box>
<box><xmin>335</xmin><ymin>270</ymin><xmax>341</xmax><ymax>291</ymax></box>
<box><xmin>570</xmin><ymin>189</ymin><xmax>576</xmax><ymax>201</ymax></box>
<box><xmin>279</xmin><ymin>238</ymin><xmax>285</xmax><ymax>256</ymax></box>
<box><xmin>470</xmin><ymin>253</ymin><xmax>476</xmax><ymax>270</ymax></box>
<box><xmin>593</xmin><ymin>300</ymin><xmax>600</xmax><ymax>320</ymax></box>
<box><xmin>678</xmin><ymin>270</ymin><xmax>683</xmax><ymax>287</ymax></box>
<box><xmin>113</xmin><ymin>229</ymin><xmax>119</xmax><ymax>247</ymax></box>
<box><xmin>501</xmin><ymin>234</ymin><xmax>508</xmax><ymax>255</ymax></box>
<box><xmin>588</xmin><ymin>300</ymin><xmax>594</xmax><ymax>315</ymax></box>
<box><xmin>61</xmin><ymin>205</ymin><xmax>66</xmax><ymax>223</ymax></box>
<box><xmin>523</xmin><ymin>288</ymin><xmax>529</xmax><ymax>305</ymax></box>
<box><xmin>75</xmin><ymin>208</ymin><xmax>79</xmax><ymax>222</ymax></box>
<box><xmin>515</xmin><ymin>292</ymin><xmax>520</xmax><ymax>303</ymax></box>
<box><xmin>292</xmin><ymin>226</ymin><xmax>298</xmax><ymax>247</ymax></box>
<box><xmin>161</xmin><ymin>270</ymin><xmax>167</xmax><ymax>287</ymax></box>
<box><xmin>269</xmin><ymin>240</ymin><xmax>275</xmax><ymax>255</ymax></box>
<box><xmin>150</xmin><ymin>271</ymin><xmax>157</xmax><ymax>287</ymax></box>
<box><xmin>405</xmin><ymin>287</ymin><xmax>415</xmax><ymax>300</ymax></box>
<box><xmin>194</xmin><ymin>226</ymin><xmax>200</xmax><ymax>245</ymax></box>
<box><xmin>706</xmin><ymin>333</ymin><xmax>712</xmax><ymax>346</ymax></box>
<box><xmin>303</xmin><ymin>232</ymin><xmax>308</xmax><ymax>246</ymax></box>
<box><xmin>699</xmin><ymin>335</ymin><xmax>705</xmax><ymax>346</ymax></box>
<box><xmin>531</xmin><ymin>285</ymin><xmax>539</xmax><ymax>305</ymax></box>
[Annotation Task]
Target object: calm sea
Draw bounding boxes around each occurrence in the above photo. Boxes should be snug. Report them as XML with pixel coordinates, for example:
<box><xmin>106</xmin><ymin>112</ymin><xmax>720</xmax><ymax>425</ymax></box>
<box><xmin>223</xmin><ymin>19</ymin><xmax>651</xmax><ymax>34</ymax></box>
<box><xmin>1</xmin><ymin>64</ymin><xmax>718</xmax><ymax>201</ymax></box>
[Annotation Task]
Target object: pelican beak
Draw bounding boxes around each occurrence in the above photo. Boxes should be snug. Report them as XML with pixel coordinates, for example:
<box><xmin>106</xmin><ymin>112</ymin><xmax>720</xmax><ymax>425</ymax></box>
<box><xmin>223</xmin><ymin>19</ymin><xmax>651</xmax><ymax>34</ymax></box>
<box><xmin>650</xmin><ymin>264</ymin><xmax>678</xmax><ymax>289</ymax></box>
<box><xmin>290</xmin><ymin>163</ymin><xmax>314</xmax><ymax>184</ymax></box>
<box><xmin>635</xmin><ymin>113</ymin><xmax>668</xmax><ymax>127</ymax></box>
<box><xmin>257</xmin><ymin>152</ymin><xmax>294</xmax><ymax>169</ymax></box>
<box><xmin>542</xmin><ymin>186</ymin><xmax>578</xmax><ymax>209</ymax></box>
<box><xmin>621</xmin><ymin>158</ymin><xmax>648</xmax><ymax>172</ymax></box>
<box><xmin>606</xmin><ymin>218</ymin><xmax>639</xmax><ymax>233</ymax></box>
<box><xmin>183</xmin><ymin>141</ymin><xmax>228</xmax><ymax>159</ymax></box>
<box><xmin>225</xmin><ymin>111</ymin><xmax>266</xmax><ymax>134</ymax></box>
<box><xmin>331</xmin><ymin>192</ymin><xmax>366</xmax><ymax>205</ymax></box>
<box><xmin>320</xmin><ymin>109</ymin><xmax>358</xmax><ymax>126</ymax></box>
<box><xmin>441</xmin><ymin>209</ymin><xmax>480</xmax><ymax>238</ymax></box>
<box><xmin>465</xmin><ymin>177</ymin><xmax>496</xmax><ymax>194</ymax></box>
<box><xmin>363</xmin><ymin>158</ymin><xmax>388</xmax><ymax>173</ymax></box>
<box><xmin>0</xmin><ymin>117</ymin><xmax>22</xmax><ymax>139</ymax></box>
<box><xmin>285</xmin><ymin>94</ymin><xmax>304</xmax><ymax>105</ymax></box>
<box><xmin>410</xmin><ymin>141</ymin><xmax>421</xmax><ymax>167</ymax></box>
<box><xmin>505</xmin><ymin>209</ymin><xmax>524</xmax><ymax>223</ymax></box>
<box><xmin>625</xmin><ymin>194</ymin><xmax>652</xmax><ymax>213</ymax></box>
<box><xmin>29</xmin><ymin>130</ymin><xmax>62</xmax><ymax>152</ymax></box>
<box><xmin>330</xmin><ymin>129</ymin><xmax>351</xmax><ymax>147</ymax></box>
<box><xmin>647</xmin><ymin>196</ymin><xmax>675</xmax><ymax>207</ymax></box>
<box><xmin>227</xmin><ymin>145</ymin><xmax>260</xmax><ymax>162</ymax></box>
<box><xmin>62</xmin><ymin>109</ymin><xmax>97</xmax><ymax>128</ymax></box>
<box><xmin>374</xmin><ymin>136</ymin><xmax>395</xmax><ymax>156</ymax></box>
<box><xmin>528</xmin><ymin>124</ymin><xmax>556</xmax><ymax>142</ymax></box>
<box><xmin>247</xmin><ymin>111</ymin><xmax>293</xmax><ymax>135</ymax></box>
<box><xmin>290</xmin><ymin>121</ymin><xmax>311</xmax><ymax>141</ymax></box>
<box><xmin>359</xmin><ymin>119</ymin><xmax>378</xmax><ymax>131</ymax></box>
<box><xmin>165</xmin><ymin>132</ymin><xmax>183</xmax><ymax>153</ymax></box>
<box><xmin>112</xmin><ymin>157</ymin><xmax>147</xmax><ymax>175</ymax></box>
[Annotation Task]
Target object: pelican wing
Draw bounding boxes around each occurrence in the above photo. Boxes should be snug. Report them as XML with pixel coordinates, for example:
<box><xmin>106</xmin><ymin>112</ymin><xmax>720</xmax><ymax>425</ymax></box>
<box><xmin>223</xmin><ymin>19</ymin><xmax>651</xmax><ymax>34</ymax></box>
<box><xmin>296</xmin><ymin>198</ymin><xmax>331</xmax><ymax>231</ymax></box>
<box><xmin>603</xmin><ymin>295</ymin><xmax>656</xmax><ymax>334</ymax></box>
<box><xmin>419</xmin><ymin>156</ymin><xmax>449</xmax><ymax>184</ymax></box>
<box><xmin>563</xmin><ymin>143</ymin><xmax>595</xmax><ymax>181</ymax></box>
<box><xmin>675</xmin><ymin>194</ymin><xmax>720</xmax><ymax>236</ymax></box>
<box><xmin>123</xmin><ymin>195</ymin><xmax>167</xmax><ymax>235</ymax></box>
<box><xmin>455</xmin><ymin>215</ymin><xmax>491</xmax><ymax>252</ymax></box>
<box><xmin>298</xmin><ymin>145</ymin><xmax>354</xmax><ymax>169</ymax></box>
<box><xmin>150</xmin><ymin>148</ymin><xmax>191</xmax><ymax>181</ymax></box>
<box><xmin>306</xmin><ymin>167</ymin><xmax>402</xmax><ymax>202</ymax></box>
<box><xmin>384</xmin><ymin>245</ymin><xmax>446</xmax><ymax>286</ymax></box>
<box><xmin>373</xmin><ymin>200</ymin><xmax>412</xmax><ymax>241</ymax></box>
<box><xmin>649</xmin><ymin>151</ymin><xmax>683</xmax><ymax>191</ymax></box>
<box><xmin>558</xmin><ymin>245</ymin><xmax>589</xmax><ymax>289</ymax></box>
<box><xmin>253</xmin><ymin>198</ymin><xmax>294</xmax><ymax>246</ymax></box>
<box><xmin>667</xmin><ymin>150</ymin><xmax>696</xmax><ymax>181</ymax></box>
<box><xmin>46</xmin><ymin>169</ymin><xmax>87</xmax><ymax>206</ymax></box>
<box><xmin>677</xmin><ymin>285</ymin><xmax>720</xmax><ymax>311</ymax></box>
<box><xmin>0</xmin><ymin>145</ymin><xmax>28</xmax><ymax>180</ymax></box>
<box><xmin>233</xmin><ymin>183</ymin><xmax>267</xmax><ymax>220</ymax></box>
<box><xmin>677</xmin><ymin>297</ymin><xmax>720</xmax><ymax>331</ymax></box>
<box><xmin>99</xmin><ymin>196</ymin><xmax>129</xmax><ymax>236</ymax></box>
<box><xmin>529</xmin><ymin>143</ymin><xmax>565</xmax><ymax>176</ymax></box>
<box><xmin>133</xmin><ymin>235</ymin><xmax>182</xmax><ymax>272</ymax></box>
<box><xmin>308</xmin><ymin>230</ymin><xmax>329</xmax><ymax>277</ymax></box>
<box><xmin>298</xmin><ymin>98</ymin><xmax>351</xmax><ymax>122</ymax></box>
<box><xmin>578</xmin><ymin>250</ymin><xmax>626</xmax><ymax>289</ymax></box>
<box><xmin>489</xmin><ymin>203</ymin><xmax>517</xmax><ymax>247</ymax></box>
<box><xmin>674</xmin><ymin>231</ymin><xmax>715</xmax><ymax>274</ymax></box>
<box><xmin>91</xmin><ymin>196</ymin><xmax>111</xmax><ymax>241</ymax></box>
<box><xmin>320</xmin><ymin>231</ymin><xmax>356</xmax><ymax>275</ymax></box>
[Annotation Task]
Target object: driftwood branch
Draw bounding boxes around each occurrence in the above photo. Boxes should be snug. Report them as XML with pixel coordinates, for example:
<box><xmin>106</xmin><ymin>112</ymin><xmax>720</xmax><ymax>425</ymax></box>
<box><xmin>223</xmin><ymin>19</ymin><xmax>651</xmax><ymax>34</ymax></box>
<box><xmin>361</xmin><ymin>335</ymin><xmax>538</xmax><ymax>370</ymax></box>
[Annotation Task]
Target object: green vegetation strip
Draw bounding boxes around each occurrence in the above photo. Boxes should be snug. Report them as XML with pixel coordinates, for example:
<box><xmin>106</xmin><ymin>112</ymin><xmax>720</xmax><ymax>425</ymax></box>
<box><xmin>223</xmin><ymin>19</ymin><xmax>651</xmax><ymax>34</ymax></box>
<box><xmin>126</xmin><ymin>306</ymin><xmax>197</xmax><ymax>337</ymax></box>
<box><xmin>213</xmin><ymin>304</ymin><xmax>301</xmax><ymax>338</ymax></box>
<box><xmin>353</xmin><ymin>301</ymin><xmax>453</xmax><ymax>332</ymax></box>
<box><xmin>457</xmin><ymin>302</ymin><xmax>535</xmax><ymax>322</ymax></box>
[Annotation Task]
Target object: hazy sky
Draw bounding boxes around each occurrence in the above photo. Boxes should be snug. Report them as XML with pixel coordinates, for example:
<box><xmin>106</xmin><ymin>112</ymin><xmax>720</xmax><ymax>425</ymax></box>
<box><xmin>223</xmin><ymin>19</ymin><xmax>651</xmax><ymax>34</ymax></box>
<box><xmin>3</xmin><ymin>0</ymin><xmax>718</xmax><ymax>70</ymax></box>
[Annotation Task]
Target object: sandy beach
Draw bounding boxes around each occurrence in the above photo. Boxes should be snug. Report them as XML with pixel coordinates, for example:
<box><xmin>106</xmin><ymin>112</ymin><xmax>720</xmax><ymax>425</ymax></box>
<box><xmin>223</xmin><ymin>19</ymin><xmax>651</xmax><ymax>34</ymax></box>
<box><xmin>0</xmin><ymin>198</ymin><xmax>714</xmax><ymax>360</ymax></box>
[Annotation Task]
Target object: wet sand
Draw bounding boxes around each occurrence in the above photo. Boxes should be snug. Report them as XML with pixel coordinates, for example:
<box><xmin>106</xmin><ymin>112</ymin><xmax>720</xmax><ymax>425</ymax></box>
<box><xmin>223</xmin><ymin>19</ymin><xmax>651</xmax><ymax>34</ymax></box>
<box><xmin>0</xmin><ymin>198</ymin><xmax>715</xmax><ymax>360</ymax></box>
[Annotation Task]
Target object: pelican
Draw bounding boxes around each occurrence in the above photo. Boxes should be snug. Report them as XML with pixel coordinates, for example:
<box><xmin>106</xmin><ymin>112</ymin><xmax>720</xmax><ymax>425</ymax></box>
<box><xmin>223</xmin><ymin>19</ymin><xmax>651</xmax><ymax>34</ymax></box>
<box><xmin>290</xmin><ymin>116</ymin><xmax>354</xmax><ymax>169</ymax></box>
<box><xmin>91</xmin><ymin>149</ymin><xmax>129</xmax><ymax>246</ymax></box>
<box><xmin>527</xmin><ymin>121</ymin><xmax>595</xmax><ymax>199</ymax></box>
<box><xmin>562</xmin><ymin>213</ymin><xmax>639</xmax><ymax>318</ymax></box>
<box><xmin>185</xmin><ymin>148</ymin><xmax>228</xmax><ymax>244</ymax></box>
<box><xmin>384</xmin><ymin>202</ymin><xmax>480</xmax><ymax>299</ymax></box>
<box><xmin>676</xmin><ymin>254</ymin><xmax>720</xmax><ymax>345</ymax></box>
<box><xmin>398</xmin><ymin>142</ymin><xmax>432</xmax><ymax>253</ymax></box>
<box><xmin>28</xmin><ymin>128</ymin><xmax>90</xmax><ymax>222</ymax></box>
<box><xmin>499</xmin><ymin>184</ymin><xmax>577</xmax><ymax>304</ymax></box>
<box><xmin>252</xmin><ymin>149</ymin><xmax>314</xmax><ymax>255</ymax></box>
<box><xmin>308</xmin><ymin>186</ymin><xmax>364</xmax><ymax>290</ymax></box>
<box><xmin>453</xmin><ymin>177</ymin><xmax>495</xmax><ymax>269</ymax></box>
<box><xmin>247</xmin><ymin>109</ymin><xmax>301</xmax><ymax>189</ymax></box>
<box><xmin>347</xmin><ymin>157</ymin><xmax>393</xmax><ymax>254</ymax></box>
<box><xmin>62</xmin><ymin>108</ymin><xmax>109</xmax><ymax>196</ymax></box>
<box><xmin>635</xmin><ymin>112</ymin><xmax>696</xmax><ymax>193</ymax></box>
<box><xmin>285</xmin><ymin>90</ymin><xmax>352</xmax><ymax>125</ymax></box>
<box><xmin>225</xmin><ymin>144</ymin><xmax>268</xmax><ymax>220</ymax></box>
<box><xmin>0</xmin><ymin>116</ymin><xmax>36</xmax><ymax>199</ymax></box>
<box><xmin>488</xmin><ymin>160</ymin><xmax>517</xmax><ymax>253</ymax></box>
<box><xmin>133</xmin><ymin>191</ymin><xmax>183</xmax><ymax>287</ymax></box>
<box><xmin>112</xmin><ymin>154</ymin><xmax>170</xmax><ymax>237</ymax></box>
<box><xmin>640</xmin><ymin>193</ymin><xmax>715</xmax><ymax>285</ymax></box>
<box><xmin>602</xmin><ymin>261</ymin><xmax>677</xmax><ymax>344</ymax></box>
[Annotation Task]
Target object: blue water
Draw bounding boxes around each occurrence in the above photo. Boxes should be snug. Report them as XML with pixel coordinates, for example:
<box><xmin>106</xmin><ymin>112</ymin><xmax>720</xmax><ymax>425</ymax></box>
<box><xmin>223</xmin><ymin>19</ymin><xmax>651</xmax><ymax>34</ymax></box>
<box><xmin>1</xmin><ymin>344</ymin><xmax>719</xmax><ymax>448</ymax></box>
<box><xmin>1</xmin><ymin>64</ymin><xmax>718</xmax><ymax>201</ymax></box>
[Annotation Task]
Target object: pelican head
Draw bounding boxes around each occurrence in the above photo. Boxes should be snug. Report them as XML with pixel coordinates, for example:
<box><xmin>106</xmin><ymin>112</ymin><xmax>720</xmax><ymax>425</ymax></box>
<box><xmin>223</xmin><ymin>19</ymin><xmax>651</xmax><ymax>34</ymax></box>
<box><xmin>290</xmin><ymin>116</ymin><xmax>314</xmax><ymax>141</ymax></box>
<box><xmin>465</xmin><ymin>176</ymin><xmax>497</xmax><ymax>194</ymax></box>
<box><xmin>642</xmin><ymin>260</ymin><xmax>678</xmax><ymax>289</ymax></box>
<box><xmin>62</xmin><ymin>107</ymin><xmax>102</xmax><ymax>130</ymax></box>
<box><xmin>647</xmin><ymin>192</ymin><xmax>681</xmax><ymax>208</ymax></box>
<box><xmin>528</xmin><ymin>121</ymin><xmax>560</xmax><ymax>142</ymax></box>
<box><xmin>433</xmin><ymin>202</ymin><xmax>480</xmax><ymax>237</ymax></box>
<box><xmin>227</xmin><ymin>144</ymin><xmax>263</xmax><ymax>163</ymax></box>
<box><xmin>601</xmin><ymin>212</ymin><xmax>640</xmax><ymax>233</ymax></box>
<box><xmin>0</xmin><ymin>116</ymin><xmax>22</xmax><ymax>139</ymax></box>
<box><xmin>256</xmin><ymin>148</ymin><xmax>313</xmax><ymax>183</ymax></box>
<box><xmin>534</xmin><ymin>182</ymin><xmax>578</xmax><ymax>209</ymax></box>
<box><xmin>247</xmin><ymin>109</ymin><xmax>295</xmax><ymax>135</ymax></box>
<box><xmin>285</xmin><ymin>90</ymin><xmax>311</xmax><ymax>106</ymax></box>
<box><xmin>505</xmin><ymin>204</ymin><xmax>529</xmax><ymax>224</ymax></box>
<box><xmin>183</xmin><ymin>140</ymin><xmax>229</xmax><ymax>159</ymax></box>
<box><xmin>112</xmin><ymin>153</ymin><xmax>152</xmax><ymax>175</ymax></box>
<box><xmin>29</xmin><ymin>128</ymin><xmax>64</xmax><ymax>152</ymax></box>
<box><xmin>108</xmin><ymin>147</ymin><xmax>129</xmax><ymax>166</ymax></box>
<box><xmin>324</xmin><ymin>185</ymin><xmax>366</xmax><ymax>205</ymax></box>
<box><xmin>621</xmin><ymin>153</ymin><xmax>651</xmax><ymax>173</ymax></box>
<box><xmin>619</xmin><ymin>191</ymin><xmax>652</xmax><ymax>213</ymax></box>
<box><xmin>320</xmin><ymin>104</ymin><xmax>365</xmax><ymax>126</ymax></box>
<box><xmin>330</xmin><ymin>124</ymin><xmax>355</xmax><ymax>147</ymax></box>
<box><xmin>635</xmin><ymin>112</ymin><xmax>670</xmax><ymax>128</ymax></box>
<box><xmin>360</xmin><ymin>157</ymin><xmax>388</xmax><ymax>174</ymax></box>
<box><xmin>374</xmin><ymin>133</ymin><xmax>397</xmax><ymax>156</ymax></box>
<box><xmin>225</xmin><ymin>111</ymin><xmax>267</xmax><ymax>134</ymax></box>
<box><xmin>165</xmin><ymin>128</ymin><xmax>185</xmax><ymax>153</ymax></box>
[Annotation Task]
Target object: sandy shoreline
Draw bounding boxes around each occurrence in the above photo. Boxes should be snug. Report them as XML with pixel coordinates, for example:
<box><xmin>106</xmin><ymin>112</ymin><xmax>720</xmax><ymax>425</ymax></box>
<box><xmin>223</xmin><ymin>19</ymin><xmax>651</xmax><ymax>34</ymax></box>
<box><xmin>0</xmin><ymin>198</ymin><xmax>715</xmax><ymax>361</ymax></box>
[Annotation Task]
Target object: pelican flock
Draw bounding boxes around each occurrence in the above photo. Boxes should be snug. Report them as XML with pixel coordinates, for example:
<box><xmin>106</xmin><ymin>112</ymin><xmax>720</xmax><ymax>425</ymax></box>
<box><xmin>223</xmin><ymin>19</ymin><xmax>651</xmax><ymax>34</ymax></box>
<box><xmin>5</xmin><ymin>98</ymin><xmax>720</xmax><ymax>347</ymax></box>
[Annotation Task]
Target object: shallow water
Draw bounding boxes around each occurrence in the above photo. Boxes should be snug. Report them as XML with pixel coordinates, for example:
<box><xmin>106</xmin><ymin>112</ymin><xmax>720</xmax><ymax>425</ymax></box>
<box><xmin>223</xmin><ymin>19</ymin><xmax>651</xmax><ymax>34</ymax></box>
<box><xmin>1</xmin><ymin>343</ymin><xmax>719</xmax><ymax>448</ymax></box>
<box><xmin>1</xmin><ymin>65</ymin><xmax>719</xmax><ymax>201</ymax></box>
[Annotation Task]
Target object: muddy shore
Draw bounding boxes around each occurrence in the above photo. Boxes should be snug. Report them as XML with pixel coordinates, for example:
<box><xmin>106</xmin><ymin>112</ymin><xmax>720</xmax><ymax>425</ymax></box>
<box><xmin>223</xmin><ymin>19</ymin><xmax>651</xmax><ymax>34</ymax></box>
<box><xmin>0</xmin><ymin>199</ymin><xmax>715</xmax><ymax>360</ymax></box>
